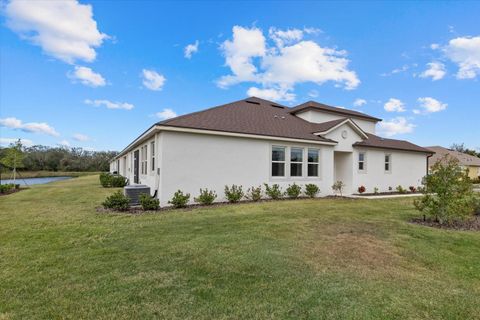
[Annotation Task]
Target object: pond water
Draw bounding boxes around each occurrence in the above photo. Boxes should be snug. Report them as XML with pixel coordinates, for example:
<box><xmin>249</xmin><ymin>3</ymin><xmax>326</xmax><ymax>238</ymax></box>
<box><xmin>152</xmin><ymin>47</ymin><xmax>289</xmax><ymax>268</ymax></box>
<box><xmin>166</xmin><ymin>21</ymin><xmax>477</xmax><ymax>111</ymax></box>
<box><xmin>0</xmin><ymin>176</ymin><xmax>72</xmax><ymax>186</ymax></box>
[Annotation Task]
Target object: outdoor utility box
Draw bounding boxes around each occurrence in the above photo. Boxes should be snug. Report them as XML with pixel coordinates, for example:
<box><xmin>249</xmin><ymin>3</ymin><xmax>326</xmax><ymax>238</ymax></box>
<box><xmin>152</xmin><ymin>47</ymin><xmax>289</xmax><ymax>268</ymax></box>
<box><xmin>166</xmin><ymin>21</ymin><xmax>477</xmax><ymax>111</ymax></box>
<box><xmin>124</xmin><ymin>185</ymin><xmax>151</xmax><ymax>206</ymax></box>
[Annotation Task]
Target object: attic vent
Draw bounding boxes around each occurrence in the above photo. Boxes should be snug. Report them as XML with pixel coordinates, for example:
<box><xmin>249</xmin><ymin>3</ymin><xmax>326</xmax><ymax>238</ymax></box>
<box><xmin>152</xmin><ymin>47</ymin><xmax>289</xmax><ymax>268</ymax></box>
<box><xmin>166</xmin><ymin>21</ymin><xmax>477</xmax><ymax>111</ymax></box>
<box><xmin>270</xmin><ymin>104</ymin><xmax>284</xmax><ymax>109</ymax></box>
<box><xmin>245</xmin><ymin>100</ymin><xmax>260</xmax><ymax>105</ymax></box>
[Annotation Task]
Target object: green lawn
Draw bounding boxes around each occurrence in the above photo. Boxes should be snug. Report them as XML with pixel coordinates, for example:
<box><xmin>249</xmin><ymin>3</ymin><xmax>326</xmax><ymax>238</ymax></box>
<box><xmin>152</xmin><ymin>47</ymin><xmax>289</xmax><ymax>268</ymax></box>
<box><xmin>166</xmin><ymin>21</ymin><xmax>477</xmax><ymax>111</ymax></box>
<box><xmin>1</xmin><ymin>175</ymin><xmax>479</xmax><ymax>319</ymax></box>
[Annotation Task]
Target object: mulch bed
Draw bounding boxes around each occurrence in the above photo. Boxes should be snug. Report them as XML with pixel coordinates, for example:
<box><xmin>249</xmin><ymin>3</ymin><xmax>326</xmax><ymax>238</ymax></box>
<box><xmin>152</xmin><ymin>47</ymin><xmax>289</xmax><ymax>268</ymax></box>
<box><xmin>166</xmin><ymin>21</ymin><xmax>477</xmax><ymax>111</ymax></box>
<box><xmin>410</xmin><ymin>215</ymin><xmax>480</xmax><ymax>231</ymax></box>
<box><xmin>355</xmin><ymin>191</ymin><xmax>421</xmax><ymax>196</ymax></box>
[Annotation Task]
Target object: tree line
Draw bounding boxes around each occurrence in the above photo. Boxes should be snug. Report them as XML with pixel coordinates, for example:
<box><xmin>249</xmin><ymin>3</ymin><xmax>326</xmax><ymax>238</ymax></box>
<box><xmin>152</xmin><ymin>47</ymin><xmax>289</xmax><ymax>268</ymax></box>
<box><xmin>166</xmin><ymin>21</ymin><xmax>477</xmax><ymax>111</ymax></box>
<box><xmin>0</xmin><ymin>141</ymin><xmax>118</xmax><ymax>172</ymax></box>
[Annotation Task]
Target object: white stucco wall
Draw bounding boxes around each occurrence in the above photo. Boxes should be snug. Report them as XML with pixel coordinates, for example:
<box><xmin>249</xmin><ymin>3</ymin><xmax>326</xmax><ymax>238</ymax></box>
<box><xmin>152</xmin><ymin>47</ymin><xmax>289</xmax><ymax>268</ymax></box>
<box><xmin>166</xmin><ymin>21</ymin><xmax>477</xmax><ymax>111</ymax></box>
<box><xmin>352</xmin><ymin>148</ymin><xmax>427</xmax><ymax>193</ymax></box>
<box><xmin>296</xmin><ymin>110</ymin><xmax>377</xmax><ymax>134</ymax></box>
<box><xmin>159</xmin><ymin>131</ymin><xmax>335</xmax><ymax>207</ymax></box>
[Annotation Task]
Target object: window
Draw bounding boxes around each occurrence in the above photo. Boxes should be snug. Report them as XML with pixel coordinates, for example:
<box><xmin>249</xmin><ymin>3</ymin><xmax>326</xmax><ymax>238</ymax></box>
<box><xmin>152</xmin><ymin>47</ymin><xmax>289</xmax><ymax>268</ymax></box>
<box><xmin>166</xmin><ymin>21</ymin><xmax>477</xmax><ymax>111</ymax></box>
<box><xmin>308</xmin><ymin>149</ymin><xmax>319</xmax><ymax>177</ymax></box>
<box><xmin>271</xmin><ymin>146</ymin><xmax>286</xmax><ymax>177</ymax></box>
<box><xmin>141</xmin><ymin>145</ymin><xmax>148</xmax><ymax>174</ymax></box>
<box><xmin>290</xmin><ymin>147</ymin><xmax>303</xmax><ymax>177</ymax></box>
<box><xmin>151</xmin><ymin>141</ymin><xmax>155</xmax><ymax>171</ymax></box>
<box><xmin>384</xmin><ymin>154</ymin><xmax>391</xmax><ymax>172</ymax></box>
<box><xmin>358</xmin><ymin>152</ymin><xmax>366</xmax><ymax>171</ymax></box>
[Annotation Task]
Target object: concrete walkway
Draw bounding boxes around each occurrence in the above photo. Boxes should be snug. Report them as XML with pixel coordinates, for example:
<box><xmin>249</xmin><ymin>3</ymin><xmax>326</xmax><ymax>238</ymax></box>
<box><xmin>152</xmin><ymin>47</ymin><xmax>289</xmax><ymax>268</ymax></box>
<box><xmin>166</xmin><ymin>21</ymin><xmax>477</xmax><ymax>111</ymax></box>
<box><xmin>347</xmin><ymin>193</ymin><xmax>423</xmax><ymax>199</ymax></box>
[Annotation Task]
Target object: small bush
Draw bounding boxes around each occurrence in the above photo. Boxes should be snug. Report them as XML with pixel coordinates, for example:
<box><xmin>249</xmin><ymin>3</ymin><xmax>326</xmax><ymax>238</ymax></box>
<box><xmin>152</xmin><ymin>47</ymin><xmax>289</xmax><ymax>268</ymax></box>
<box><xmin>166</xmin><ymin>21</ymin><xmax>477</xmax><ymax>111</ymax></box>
<box><xmin>99</xmin><ymin>172</ymin><xmax>127</xmax><ymax>188</ymax></box>
<box><xmin>264</xmin><ymin>183</ymin><xmax>282</xmax><ymax>200</ymax></box>
<box><xmin>168</xmin><ymin>190</ymin><xmax>190</xmax><ymax>208</ymax></box>
<box><xmin>332</xmin><ymin>181</ymin><xmax>345</xmax><ymax>196</ymax></box>
<box><xmin>0</xmin><ymin>184</ymin><xmax>15</xmax><ymax>194</ymax></box>
<box><xmin>373</xmin><ymin>187</ymin><xmax>379</xmax><ymax>194</ymax></box>
<box><xmin>245</xmin><ymin>186</ymin><xmax>262</xmax><ymax>201</ymax></box>
<box><xmin>304</xmin><ymin>184</ymin><xmax>320</xmax><ymax>198</ymax></box>
<box><xmin>102</xmin><ymin>190</ymin><xmax>130</xmax><ymax>211</ymax></box>
<box><xmin>473</xmin><ymin>195</ymin><xmax>480</xmax><ymax>215</ymax></box>
<box><xmin>194</xmin><ymin>188</ymin><xmax>217</xmax><ymax>205</ymax></box>
<box><xmin>99</xmin><ymin>172</ymin><xmax>111</xmax><ymax>187</ymax></box>
<box><xmin>409</xmin><ymin>186</ymin><xmax>417</xmax><ymax>193</ymax></box>
<box><xmin>358</xmin><ymin>185</ymin><xmax>366</xmax><ymax>194</ymax></box>
<box><xmin>285</xmin><ymin>183</ymin><xmax>302</xmax><ymax>199</ymax></box>
<box><xmin>396</xmin><ymin>185</ymin><xmax>407</xmax><ymax>194</ymax></box>
<box><xmin>388</xmin><ymin>186</ymin><xmax>393</xmax><ymax>191</ymax></box>
<box><xmin>139</xmin><ymin>193</ymin><xmax>159</xmax><ymax>210</ymax></box>
<box><xmin>224</xmin><ymin>185</ymin><xmax>244</xmax><ymax>203</ymax></box>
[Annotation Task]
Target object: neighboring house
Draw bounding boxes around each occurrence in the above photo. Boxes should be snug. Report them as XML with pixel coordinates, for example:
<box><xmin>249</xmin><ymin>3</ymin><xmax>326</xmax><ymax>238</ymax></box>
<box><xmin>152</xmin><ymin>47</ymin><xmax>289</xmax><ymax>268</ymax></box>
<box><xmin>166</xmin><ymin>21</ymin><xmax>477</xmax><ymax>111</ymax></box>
<box><xmin>110</xmin><ymin>97</ymin><xmax>432</xmax><ymax>206</ymax></box>
<box><xmin>426</xmin><ymin>146</ymin><xmax>480</xmax><ymax>180</ymax></box>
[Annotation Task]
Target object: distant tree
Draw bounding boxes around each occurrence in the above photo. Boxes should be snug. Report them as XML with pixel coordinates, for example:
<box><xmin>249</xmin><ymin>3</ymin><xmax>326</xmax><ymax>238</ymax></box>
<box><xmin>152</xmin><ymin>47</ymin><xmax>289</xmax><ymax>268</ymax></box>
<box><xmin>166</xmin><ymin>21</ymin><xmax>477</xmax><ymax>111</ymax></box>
<box><xmin>450</xmin><ymin>143</ymin><xmax>480</xmax><ymax>158</ymax></box>
<box><xmin>0</xmin><ymin>140</ymin><xmax>25</xmax><ymax>183</ymax></box>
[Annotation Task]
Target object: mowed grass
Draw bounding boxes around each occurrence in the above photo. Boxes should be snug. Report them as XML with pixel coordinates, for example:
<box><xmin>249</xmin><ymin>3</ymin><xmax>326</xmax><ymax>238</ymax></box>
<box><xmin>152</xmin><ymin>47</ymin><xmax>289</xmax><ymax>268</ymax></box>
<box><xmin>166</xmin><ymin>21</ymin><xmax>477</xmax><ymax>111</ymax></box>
<box><xmin>1</xmin><ymin>176</ymin><xmax>480</xmax><ymax>319</ymax></box>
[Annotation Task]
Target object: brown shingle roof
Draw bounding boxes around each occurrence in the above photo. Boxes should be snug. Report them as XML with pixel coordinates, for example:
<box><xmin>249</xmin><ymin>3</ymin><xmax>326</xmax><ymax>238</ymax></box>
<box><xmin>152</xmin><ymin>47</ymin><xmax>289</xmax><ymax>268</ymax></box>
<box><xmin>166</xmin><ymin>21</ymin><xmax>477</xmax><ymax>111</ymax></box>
<box><xmin>309</xmin><ymin>118</ymin><xmax>348</xmax><ymax>133</ymax></box>
<box><xmin>290</xmin><ymin>101</ymin><xmax>382</xmax><ymax>122</ymax></box>
<box><xmin>354</xmin><ymin>134</ymin><xmax>433</xmax><ymax>154</ymax></box>
<box><xmin>426</xmin><ymin>146</ymin><xmax>480</xmax><ymax>167</ymax></box>
<box><xmin>157</xmin><ymin>97</ymin><xmax>335</xmax><ymax>143</ymax></box>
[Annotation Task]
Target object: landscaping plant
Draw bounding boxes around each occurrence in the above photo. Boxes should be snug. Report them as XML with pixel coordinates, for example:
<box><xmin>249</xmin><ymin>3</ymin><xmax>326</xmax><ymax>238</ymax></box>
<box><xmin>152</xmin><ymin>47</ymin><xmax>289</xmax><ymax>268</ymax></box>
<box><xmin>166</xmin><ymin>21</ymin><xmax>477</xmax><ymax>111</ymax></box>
<box><xmin>304</xmin><ymin>184</ymin><xmax>320</xmax><ymax>198</ymax></box>
<box><xmin>224</xmin><ymin>185</ymin><xmax>244</xmax><ymax>203</ymax></box>
<box><xmin>285</xmin><ymin>183</ymin><xmax>302</xmax><ymax>199</ymax></box>
<box><xmin>194</xmin><ymin>188</ymin><xmax>217</xmax><ymax>205</ymax></box>
<box><xmin>358</xmin><ymin>185</ymin><xmax>366</xmax><ymax>194</ymax></box>
<box><xmin>264</xmin><ymin>183</ymin><xmax>282</xmax><ymax>200</ymax></box>
<box><xmin>168</xmin><ymin>190</ymin><xmax>190</xmax><ymax>208</ymax></box>
<box><xmin>396</xmin><ymin>185</ymin><xmax>407</xmax><ymax>194</ymax></box>
<box><xmin>102</xmin><ymin>190</ymin><xmax>130</xmax><ymax>211</ymax></box>
<box><xmin>414</xmin><ymin>157</ymin><xmax>477</xmax><ymax>224</ymax></box>
<box><xmin>99</xmin><ymin>172</ymin><xmax>127</xmax><ymax>188</ymax></box>
<box><xmin>139</xmin><ymin>193</ymin><xmax>160</xmax><ymax>210</ymax></box>
<box><xmin>245</xmin><ymin>186</ymin><xmax>262</xmax><ymax>202</ymax></box>
<box><xmin>332</xmin><ymin>181</ymin><xmax>345</xmax><ymax>196</ymax></box>
<box><xmin>409</xmin><ymin>186</ymin><xmax>417</xmax><ymax>193</ymax></box>
<box><xmin>373</xmin><ymin>187</ymin><xmax>379</xmax><ymax>194</ymax></box>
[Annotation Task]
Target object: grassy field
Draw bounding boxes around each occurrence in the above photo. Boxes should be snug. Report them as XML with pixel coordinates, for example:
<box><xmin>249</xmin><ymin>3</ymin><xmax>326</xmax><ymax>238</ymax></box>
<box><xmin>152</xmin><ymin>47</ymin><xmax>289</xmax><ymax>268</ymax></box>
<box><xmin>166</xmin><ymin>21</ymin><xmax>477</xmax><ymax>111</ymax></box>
<box><xmin>0</xmin><ymin>170</ymin><xmax>100</xmax><ymax>179</ymax></box>
<box><xmin>1</xmin><ymin>175</ymin><xmax>480</xmax><ymax>319</ymax></box>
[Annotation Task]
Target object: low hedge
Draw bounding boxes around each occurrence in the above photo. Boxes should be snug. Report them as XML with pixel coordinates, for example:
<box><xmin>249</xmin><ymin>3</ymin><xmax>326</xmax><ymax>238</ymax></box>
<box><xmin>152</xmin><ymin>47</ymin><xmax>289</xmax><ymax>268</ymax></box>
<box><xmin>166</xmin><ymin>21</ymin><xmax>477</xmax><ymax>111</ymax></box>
<box><xmin>99</xmin><ymin>172</ymin><xmax>128</xmax><ymax>188</ymax></box>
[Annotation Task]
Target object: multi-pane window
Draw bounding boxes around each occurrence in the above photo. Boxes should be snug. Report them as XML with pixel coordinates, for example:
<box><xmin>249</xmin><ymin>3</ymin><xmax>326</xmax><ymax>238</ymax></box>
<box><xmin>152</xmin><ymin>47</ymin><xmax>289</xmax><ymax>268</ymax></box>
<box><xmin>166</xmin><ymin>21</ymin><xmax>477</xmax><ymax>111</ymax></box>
<box><xmin>271</xmin><ymin>146</ymin><xmax>286</xmax><ymax>177</ymax></box>
<box><xmin>384</xmin><ymin>154</ymin><xmax>391</xmax><ymax>172</ymax></box>
<box><xmin>290</xmin><ymin>148</ymin><xmax>303</xmax><ymax>177</ymax></box>
<box><xmin>140</xmin><ymin>145</ymin><xmax>148</xmax><ymax>174</ymax></box>
<box><xmin>151</xmin><ymin>141</ymin><xmax>155</xmax><ymax>171</ymax></box>
<box><xmin>307</xmin><ymin>149</ymin><xmax>319</xmax><ymax>177</ymax></box>
<box><xmin>358</xmin><ymin>152</ymin><xmax>366</xmax><ymax>171</ymax></box>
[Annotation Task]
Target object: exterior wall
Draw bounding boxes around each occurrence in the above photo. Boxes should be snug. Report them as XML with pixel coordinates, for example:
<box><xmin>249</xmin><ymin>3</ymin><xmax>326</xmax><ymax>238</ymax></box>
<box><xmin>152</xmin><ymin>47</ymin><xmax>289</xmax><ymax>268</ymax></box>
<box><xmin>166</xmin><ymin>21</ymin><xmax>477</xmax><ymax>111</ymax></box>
<box><xmin>296</xmin><ymin>110</ymin><xmax>377</xmax><ymax>134</ymax></box>
<box><xmin>323</xmin><ymin>124</ymin><xmax>363</xmax><ymax>152</ymax></box>
<box><xmin>466</xmin><ymin>166</ymin><xmax>480</xmax><ymax>180</ymax></box>
<box><xmin>352</xmin><ymin>148</ymin><xmax>427</xmax><ymax>193</ymax></box>
<box><xmin>159</xmin><ymin>131</ymin><xmax>335</xmax><ymax>207</ymax></box>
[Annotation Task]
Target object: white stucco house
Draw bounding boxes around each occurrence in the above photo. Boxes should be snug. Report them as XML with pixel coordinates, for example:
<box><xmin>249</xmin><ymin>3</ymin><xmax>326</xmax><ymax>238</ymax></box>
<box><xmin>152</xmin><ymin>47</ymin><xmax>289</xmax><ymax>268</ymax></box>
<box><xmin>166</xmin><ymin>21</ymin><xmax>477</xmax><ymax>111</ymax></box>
<box><xmin>110</xmin><ymin>97</ymin><xmax>433</xmax><ymax>206</ymax></box>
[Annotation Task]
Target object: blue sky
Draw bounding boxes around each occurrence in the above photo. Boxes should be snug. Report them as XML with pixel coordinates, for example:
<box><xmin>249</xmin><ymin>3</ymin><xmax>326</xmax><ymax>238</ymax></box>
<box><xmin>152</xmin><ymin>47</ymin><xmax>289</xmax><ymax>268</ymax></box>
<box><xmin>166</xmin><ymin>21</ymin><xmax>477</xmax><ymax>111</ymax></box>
<box><xmin>1</xmin><ymin>1</ymin><xmax>479</xmax><ymax>151</ymax></box>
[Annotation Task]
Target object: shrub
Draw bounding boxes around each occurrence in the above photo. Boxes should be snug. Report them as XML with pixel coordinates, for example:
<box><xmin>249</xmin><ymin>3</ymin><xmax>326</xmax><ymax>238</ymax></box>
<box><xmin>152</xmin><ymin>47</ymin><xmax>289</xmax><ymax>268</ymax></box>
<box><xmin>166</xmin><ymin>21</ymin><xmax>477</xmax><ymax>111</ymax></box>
<box><xmin>194</xmin><ymin>188</ymin><xmax>217</xmax><ymax>205</ymax></box>
<box><xmin>245</xmin><ymin>186</ymin><xmax>262</xmax><ymax>202</ymax></box>
<box><xmin>168</xmin><ymin>190</ymin><xmax>190</xmax><ymax>208</ymax></box>
<box><xmin>264</xmin><ymin>183</ymin><xmax>282</xmax><ymax>200</ymax></box>
<box><xmin>102</xmin><ymin>190</ymin><xmax>130</xmax><ymax>211</ymax></box>
<box><xmin>285</xmin><ymin>183</ymin><xmax>302</xmax><ymax>199</ymax></box>
<box><xmin>0</xmin><ymin>184</ymin><xmax>15</xmax><ymax>194</ymax></box>
<box><xmin>99</xmin><ymin>172</ymin><xmax>127</xmax><ymax>188</ymax></box>
<box><xmin>224</xmin><ymin>185</ymin><xmax>244</xmax><ymax>203</ymax></box>
<box><xmin>396</xmin><ymin>185</ymin><xmax>407</xmax><ymax>194</ymax></box>
<box><xmin>409</xmin><ymin>186</ymin><xmax>417</xmax><ymax>193</ymax></box>
<box><xmin>473</xmin><ymin>195</ymin><xmax>480</xmax><ymax>215</ymax></box>
<box><xmin>139</xmin><ymin>193</ymin><xmax>160</xmax><ymax>210</ymax></box>
<box><xmin>373</xmin><ymin>187</ymin><xmax>379</xmax><ymax>194</ymax></box>
<box><xmin>332</xmin><ymin>181</ymin><xmax>345</xmax><ymax>196</ymax></box>
<box><xmin>358</xmin><ymin>185</ymin><xmax>366</xmax><ymax>194</ymax></box>
<box><xmin>99</xmin><ymin>172</ymin><xmax>111</xmax><ymax>187</ymax></box>
<box><xmin>304</xmin><ymin>184</ymin><xmax>320</xmax><ymax>198</ymax></box>
<box><xmin>414</xmin><ymin>156</ymin><xmax>476</xmax><ymax>224</ymax></box>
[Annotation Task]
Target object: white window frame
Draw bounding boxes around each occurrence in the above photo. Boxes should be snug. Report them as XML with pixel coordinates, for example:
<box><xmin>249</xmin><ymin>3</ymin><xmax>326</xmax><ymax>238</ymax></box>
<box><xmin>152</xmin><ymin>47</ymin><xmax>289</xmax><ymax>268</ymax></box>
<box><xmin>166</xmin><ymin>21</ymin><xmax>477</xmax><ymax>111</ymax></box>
<box><xmin>151</xmin><ymin>141</ymin><xmax>155</xmax><ymax>172</ymax></box>
<box><xmin>290</xmin><ymin>147</ymin><xmax>304</xmax><ymax>177</ymax></box>
<box><xmin>358</xmin><ymin>152</ymin><xmax>366</xmax><ymax>172</ymax></box>
<box><xmin>271</xmin><ymin>145</ymin><xmax>286</xmax><ymax>177</ymax></box>
<box><xmin>307</xmin><ymin>148</ymin><xmax>320</xmax><ymax>177</ymax></box>
<box><xmin>384</xmin><ymin>153</ymin><xmax>392</xmax><ymax>173</ymax></box>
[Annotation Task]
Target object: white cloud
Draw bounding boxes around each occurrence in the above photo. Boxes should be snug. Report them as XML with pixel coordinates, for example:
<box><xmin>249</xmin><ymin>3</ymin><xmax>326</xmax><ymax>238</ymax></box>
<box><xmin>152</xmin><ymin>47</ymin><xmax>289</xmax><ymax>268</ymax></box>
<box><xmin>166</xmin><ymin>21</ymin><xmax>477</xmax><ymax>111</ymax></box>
<box><xmin>73</xmin><ymin>133</ymin><xmax>89</xmax><ymax>141</ymax></box>
<box><xmin>444</xmin><ymin>36</ymin><xmax>480</xmax><ymax>79</ymax></box>
<box><xmin>217</xmin><ymin>26</ymin><xmax>359</xmax><ymax>101</ymax></box>
<box><xmin>430</xmin><ymin>43</ymin><xmax>440</xmax><ymax>50</ymax></box>
<box><xmin>0</xmin><ymin>117</ymin><xmax>59</xmax><ymax>136</ymax></box>
<box><xmin>419</xmin><ymin>62</ymin><xmax>446</xmax><ymax>81</ymax></box>
<box><xmin>353</xmin><ymin>98</ymin><xmax>367</xmax><ymax>107</ymax></box>
<box><xmin>184</xmin><ymin>40</ymin><xmax>199</xmax><ymax>59</ymax></box>
<box><xmin>381</xmin><ymin>65</ymin><xmax>410</xmax><ymax>77</ymax></box>
<box><xmin>68</xmin><ymin>66</ymin><xmax>106</xmax><ymax>87</ymax></box>
<box><xmin>156</xmin><ymin>108</ymin><xmax>177</xmax><ymax>120</ymax></box>
<box><xmin>308</xmin><ymin>90</ymin><xmax>319</xmax><ymax>98</ymax></box>
<box><xmin>247</xmin><ymin>86</ymin><xmax>295</xmax><ymax>102</ymax></box>
<box><xmin>0</xmin><ymin>138</ymin><xmax>33</xmax><ymax>147</ymax></box>
<box><xmin>5</xmin><ymin>0</ymin><xmax>108</xmax><ymax>64</ymax></box>
<box><xmin>378</xmin><ymin>117</ymin><xmax>415</xmax><ymax>137</ymax></box>
<box><xmin>415</xmin><ymin>97</ymin><xmax>447</xmax><ymax>114</ymax></box>
<box><xmin>141</xmin><ymin>69</ymin><xmax>166</xmax><ymax>91</ymax></box>
<box><xmin>384</xmin><ymin>98</ymin><xmax>406</xmax><ymax>112</ymax></box>
<box><xmin>85</xmin><ymin>99</ymin><xmax>134</xmax><ymax>110</ymax></box>
<box><xmin>59</xmin><ymin>139</ymin><xmax>70</xmax><ymax>147</ymax></box>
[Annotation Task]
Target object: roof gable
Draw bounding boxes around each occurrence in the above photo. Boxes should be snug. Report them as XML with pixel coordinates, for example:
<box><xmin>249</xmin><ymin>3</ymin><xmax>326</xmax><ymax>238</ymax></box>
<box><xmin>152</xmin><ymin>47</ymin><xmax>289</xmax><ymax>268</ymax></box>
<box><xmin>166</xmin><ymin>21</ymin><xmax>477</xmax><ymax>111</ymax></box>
<box><xmin>311</xmin><ymin>118</ymin><xmax>369</xmax><ymax>139</ymax></box>
<box><xmin>290</xmin><ymin>101</ymin><xmax>382</xmax><ymax>122</ymax></box>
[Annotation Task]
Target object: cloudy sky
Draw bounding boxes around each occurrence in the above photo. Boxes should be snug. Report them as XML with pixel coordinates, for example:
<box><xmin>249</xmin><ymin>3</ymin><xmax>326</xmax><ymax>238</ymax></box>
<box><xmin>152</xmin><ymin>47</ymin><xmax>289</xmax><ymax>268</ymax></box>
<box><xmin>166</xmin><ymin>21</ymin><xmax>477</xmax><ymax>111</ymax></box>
<box><xmin>1</xmin><ymin>1</ymin><xmax>479</xmax><ymax>151</ymax></box>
